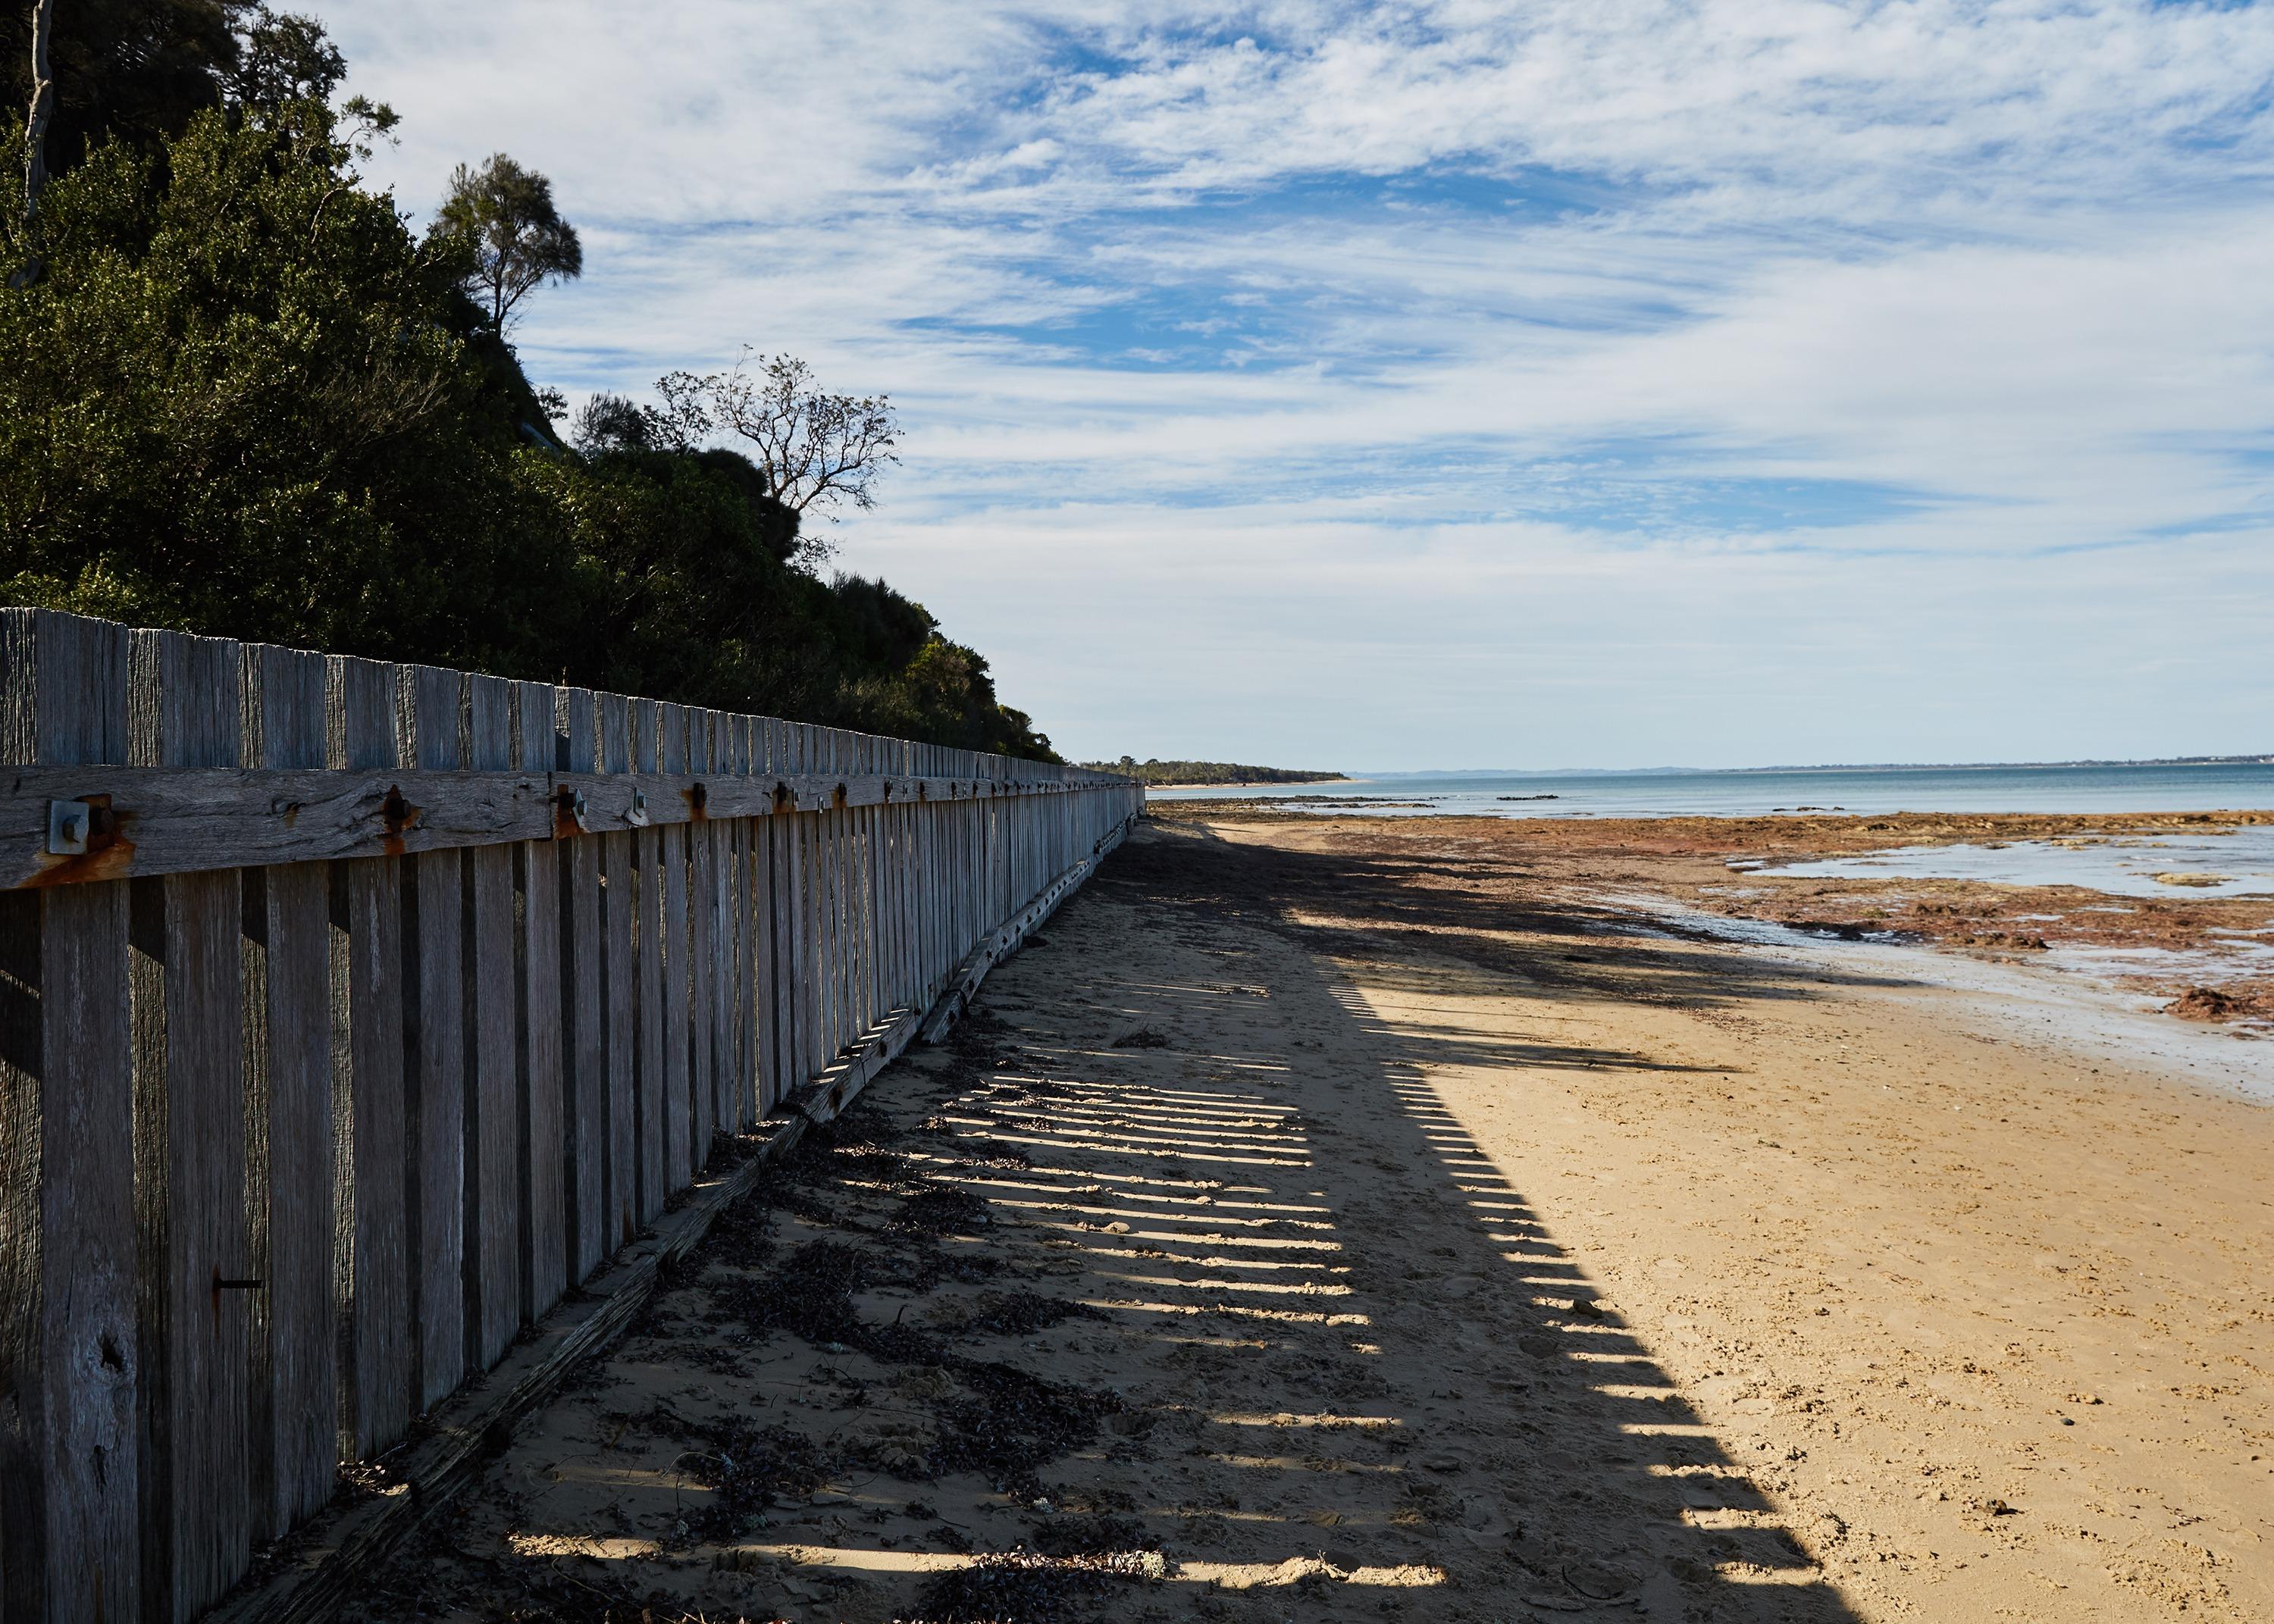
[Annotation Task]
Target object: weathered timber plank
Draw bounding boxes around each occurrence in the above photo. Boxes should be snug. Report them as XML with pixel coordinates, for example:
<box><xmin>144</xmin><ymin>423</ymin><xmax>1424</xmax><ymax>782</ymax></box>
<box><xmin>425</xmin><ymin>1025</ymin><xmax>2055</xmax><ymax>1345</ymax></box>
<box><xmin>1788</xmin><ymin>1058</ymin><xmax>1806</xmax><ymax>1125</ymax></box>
<box><xmin>0</xmin><ymin>608</ymin><xmax>141</xmax><ymax>1624</ymax></box>
<box><xmin>513</xmin><ymin>682</ymin><xmax>565</xmax><ymax>1319</ymax></box>
<box><xmin>129</xmin><ymin>627</ymin><xmax>255</xmax><ymax>1621</ymax></box>
<box><xmin>629</xmin><ymin>702</ymin><xmax>664</xmax><ymax>1227</ymax></box>
<box><xmin>0</xmin><ymin>765</ymin><xmax>552</xmax><ymax>888</ymax></box>
<box><xmin>556</xmin><ymin>687</ymin><xmax>603</xmax><ymax>1281</ymax></box>
<box><xmin>685</xmin><ymin>712</ymin><xmax>716</xmax><ymax>1168</ymax></box>
<box><xmin>402</xmin><ymin>665</ymin><xmax>467</xmax><ymax>1412</ymax></box>
<box><xmin>0</xmin><ymin>768</ymin><xmax>1078</xmax><ymax>890</ymax></box>
<box><xmin>328</xmin><ymin>656</ymin><xmax>411</xmax><ymax>1460</ymax></box>
<box><xmin>657</xmin><ymin>705</ymin><xmax>693</xmax><ymax>1184</ymax></box>
<box><xmin>462</xmin><ymin>677</ymin><xmax>518</xmax><ymax>1372</ymax></box>
<box><xmin>240</xmin><ymin>641</ymin><xmax>336</xmax><ymax>1541</ymax></box>
<box><xmin>597</xmin><ymin>696</ymin><xmax>636</xmax><ymax>1251</ymax></box>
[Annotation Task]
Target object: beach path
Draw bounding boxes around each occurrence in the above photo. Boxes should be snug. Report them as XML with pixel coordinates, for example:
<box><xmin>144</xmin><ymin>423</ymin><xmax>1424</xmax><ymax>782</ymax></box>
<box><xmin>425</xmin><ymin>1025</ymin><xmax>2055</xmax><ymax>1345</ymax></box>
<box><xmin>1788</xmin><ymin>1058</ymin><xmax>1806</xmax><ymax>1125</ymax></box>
<box><xmin>346</xmin><ymin>817</ymin><xmax>2269</xmax><ymax>1622</ymax></box>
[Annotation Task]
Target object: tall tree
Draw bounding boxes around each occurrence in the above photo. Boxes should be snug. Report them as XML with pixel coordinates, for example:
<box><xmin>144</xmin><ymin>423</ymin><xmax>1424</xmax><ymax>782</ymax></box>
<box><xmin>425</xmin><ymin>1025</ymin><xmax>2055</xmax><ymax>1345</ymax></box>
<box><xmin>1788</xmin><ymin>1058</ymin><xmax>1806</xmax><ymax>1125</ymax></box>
<box><xmin>434</xmin><ymin>152</ymin><xmax>581</xmax><ymax>330</ymax></box>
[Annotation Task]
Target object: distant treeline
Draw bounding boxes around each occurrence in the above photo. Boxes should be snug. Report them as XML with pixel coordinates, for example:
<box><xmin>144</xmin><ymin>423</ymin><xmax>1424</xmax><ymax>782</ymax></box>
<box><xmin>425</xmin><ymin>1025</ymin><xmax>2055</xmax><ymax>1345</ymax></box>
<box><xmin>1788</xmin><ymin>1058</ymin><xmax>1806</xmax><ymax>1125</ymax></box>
<box><xmin>1081</xmin><ymin>759</ymin><xmax>1347</xmax><ymax>786</ymax></box>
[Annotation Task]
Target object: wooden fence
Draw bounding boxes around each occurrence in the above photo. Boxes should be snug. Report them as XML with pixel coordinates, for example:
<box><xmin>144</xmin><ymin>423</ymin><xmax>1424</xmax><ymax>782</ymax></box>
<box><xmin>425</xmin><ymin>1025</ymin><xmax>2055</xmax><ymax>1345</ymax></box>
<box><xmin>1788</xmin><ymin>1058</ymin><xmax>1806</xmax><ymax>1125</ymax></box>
<box><xmin>0</xmin><ymin>606</ymin><xmax>1142</xmax><ymax>1622</ymax></box>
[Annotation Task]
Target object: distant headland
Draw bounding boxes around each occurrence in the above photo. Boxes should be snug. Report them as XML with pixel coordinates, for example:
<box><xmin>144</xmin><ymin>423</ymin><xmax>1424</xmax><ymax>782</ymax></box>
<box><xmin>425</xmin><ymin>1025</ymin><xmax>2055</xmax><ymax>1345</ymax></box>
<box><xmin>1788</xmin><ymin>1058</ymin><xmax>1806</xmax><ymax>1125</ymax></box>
<box><xmin>1079</xmin><ymin>758</ymin><xmax>1348</xmax><ymax>787</ymax></box>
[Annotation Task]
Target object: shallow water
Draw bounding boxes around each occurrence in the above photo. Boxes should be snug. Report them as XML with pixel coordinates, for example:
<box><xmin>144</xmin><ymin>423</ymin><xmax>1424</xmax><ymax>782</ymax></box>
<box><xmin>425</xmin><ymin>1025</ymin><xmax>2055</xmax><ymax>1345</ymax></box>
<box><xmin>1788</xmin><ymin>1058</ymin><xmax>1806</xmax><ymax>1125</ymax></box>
<box><xmin>1608</xmin><ymin>892</ymin><xmax>2274</xmax><ymax>1104</ymax></box>
<box><xmin>1747</xmin><ymin>831</ymin><xmax>2274</xmax><ymax>899</ymax></box>
<box><xmin>1148</xmin><ymin>761</ymin><xmax>2274</xmax><ymax>818</ymax></box>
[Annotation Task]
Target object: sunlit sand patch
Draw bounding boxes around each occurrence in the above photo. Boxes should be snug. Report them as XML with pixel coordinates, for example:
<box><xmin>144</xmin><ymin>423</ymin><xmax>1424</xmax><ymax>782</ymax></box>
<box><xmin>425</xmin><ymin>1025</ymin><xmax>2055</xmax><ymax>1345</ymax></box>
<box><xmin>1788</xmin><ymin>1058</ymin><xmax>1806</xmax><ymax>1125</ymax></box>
<box><xmin>1176</xmin><ymin>1556</ymin><xmax>1445</xmax><ymax>1588</ymax></box>
<box><xmin>980</xmin><ymin>1194</ymin><xmax>1320</xmax><ymax>1230</ymax></box>
<box><xmin>1080</xmin><ymin>1297</ymin><xmax>1371</xmax><ymax>1325</ymax></box>
<box><xmin>1720</xmin><ymin>1563</ymin><xmax>1834</xmax><ymax>1585</ymax></box>
<box><xmin>936</xmin><ymin>1110</ymin><xmax>1301</xmax><ymax>1150</ymax></box>
<box><xmin>1102</xmin><ymin>1272</ymin><xmax>1353</xmax><ymax>1297</ymax></box>
<box><xmin>716</xmin><ymin>1544</ymin><xmax>985</xmax><ymax>1574</ymax></box>
<box><xmin>506</xmin><ymin>1533</ymin><xmax>657</xmax><ymax>1560</ymax></box>
<box><xmin>1684</xmin><ymin>1506</ymin><xmax>1781</xmax><ymax>1529</ymax></box>
<box><xmin>1079</xmin><ymin>1248</ymin><xmax>1345</xmax><ymax>1274</ymax></box>
<box><xmin>1062</xmin><ymin>1226</ymin><xmax>1342</xmax><ymax>1252</ymax></box>
<box><xmin>927</xmin><ymin>1125</ymin><xmax>1311</xmax><ymax>1167</ymax></box>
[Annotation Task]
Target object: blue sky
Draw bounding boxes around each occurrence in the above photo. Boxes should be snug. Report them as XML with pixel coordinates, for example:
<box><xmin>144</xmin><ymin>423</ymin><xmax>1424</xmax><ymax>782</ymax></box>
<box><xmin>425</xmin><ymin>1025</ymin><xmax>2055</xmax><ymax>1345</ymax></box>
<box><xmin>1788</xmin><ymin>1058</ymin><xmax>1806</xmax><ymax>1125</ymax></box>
<box><xmin>308</xmin><ymin>1</ymin><xmax>2274</xmax><ymax>770</ymax></box>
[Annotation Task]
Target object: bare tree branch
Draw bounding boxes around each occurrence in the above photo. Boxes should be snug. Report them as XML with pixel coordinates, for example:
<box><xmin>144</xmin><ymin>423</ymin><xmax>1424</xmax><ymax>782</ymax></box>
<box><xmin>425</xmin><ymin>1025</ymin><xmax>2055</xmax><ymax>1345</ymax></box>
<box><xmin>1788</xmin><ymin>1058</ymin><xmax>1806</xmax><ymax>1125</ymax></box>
<box><xmin>694</xmin><ymin>350</ymin><xmax>901</xmax><ymax>539</ymax></box>
<box><xmin>11</xmin><ymin>0</ymin><xmax>55</xmax><ymax>289</ymax></box>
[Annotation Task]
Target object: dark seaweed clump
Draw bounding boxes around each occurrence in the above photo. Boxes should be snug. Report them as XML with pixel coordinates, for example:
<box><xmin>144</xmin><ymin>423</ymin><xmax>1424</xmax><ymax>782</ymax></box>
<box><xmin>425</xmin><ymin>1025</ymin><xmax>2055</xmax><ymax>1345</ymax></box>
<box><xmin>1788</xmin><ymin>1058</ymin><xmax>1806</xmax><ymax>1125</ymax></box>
<box><xmin>624</xmin><ymin>1407</ymin><xmax>825</xmax><ymax>1544</ymax></box>
<box><xmin>932</xmin><ymin>1289</ymin><xmax>1103</xmax><ymax>1338</ymax></box>
<box><xmin>932</xmin><ymin>1362</ymin><xmax>1120</xmax><ymax>1497</ymax></box>
<box><xmin>904</xmin><ymin>1548</ymin><xmax>1160</xmax><ymax>1623</ymax></box>
<box><xmin>894</xmin><ymin>1187</ymin><xmax>995</xmax><ymax>1235</ymax></box>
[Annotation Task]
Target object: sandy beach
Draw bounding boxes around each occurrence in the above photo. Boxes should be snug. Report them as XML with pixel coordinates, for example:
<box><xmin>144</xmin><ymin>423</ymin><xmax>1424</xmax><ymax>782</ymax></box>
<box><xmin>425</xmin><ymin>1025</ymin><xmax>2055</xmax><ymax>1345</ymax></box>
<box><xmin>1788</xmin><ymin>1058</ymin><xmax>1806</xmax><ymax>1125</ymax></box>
<box><xmin>347</xmin><ymin>814</ymin><xmax>2274</xmax><ymax>1622</ymax></box>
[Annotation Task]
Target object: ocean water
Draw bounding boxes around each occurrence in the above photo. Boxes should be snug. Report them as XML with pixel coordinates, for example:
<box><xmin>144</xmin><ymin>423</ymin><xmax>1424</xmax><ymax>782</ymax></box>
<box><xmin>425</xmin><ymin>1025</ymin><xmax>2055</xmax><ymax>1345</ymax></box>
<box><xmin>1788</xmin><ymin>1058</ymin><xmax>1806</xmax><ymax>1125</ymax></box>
<box><xmin>1147</xmin><ymin>762</ymin><xmax>2274</xmax><ymax>820</ymax></box>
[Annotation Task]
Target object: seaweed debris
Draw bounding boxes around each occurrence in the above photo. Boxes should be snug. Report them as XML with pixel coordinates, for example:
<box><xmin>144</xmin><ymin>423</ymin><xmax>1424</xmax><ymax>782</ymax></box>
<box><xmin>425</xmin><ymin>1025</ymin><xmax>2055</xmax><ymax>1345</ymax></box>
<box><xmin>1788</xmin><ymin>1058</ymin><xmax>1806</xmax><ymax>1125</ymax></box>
<box><xmin>902</xmin><ymin>1547</ymin><xmax>1163</xmax><ymax>1623</ymax></box>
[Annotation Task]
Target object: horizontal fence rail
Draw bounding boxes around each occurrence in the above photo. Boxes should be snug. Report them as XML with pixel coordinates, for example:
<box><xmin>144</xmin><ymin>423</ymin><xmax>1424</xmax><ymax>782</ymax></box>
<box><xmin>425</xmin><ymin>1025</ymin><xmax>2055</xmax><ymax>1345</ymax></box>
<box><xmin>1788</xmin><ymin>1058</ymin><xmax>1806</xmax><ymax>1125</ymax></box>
<box><xmin>0</xmin><ymin>607</ymin><xmax>1142</xmax><ymax>1622</ymax></box>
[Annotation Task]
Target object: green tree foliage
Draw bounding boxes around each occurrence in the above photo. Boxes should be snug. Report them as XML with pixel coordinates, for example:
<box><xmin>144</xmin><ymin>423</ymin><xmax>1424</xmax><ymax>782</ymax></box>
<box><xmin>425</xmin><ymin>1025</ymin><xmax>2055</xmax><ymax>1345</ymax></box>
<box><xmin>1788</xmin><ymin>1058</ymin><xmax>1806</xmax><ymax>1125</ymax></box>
<box><xmin>434</xmin><ymin>152</ymin><xmax>582</xmax><ymax>330</ymax></box>
<box><xmin>0</xmin><ymin>65</ymin><xmax>1055</xmax><ymax>759</ymax></box>
<box><xmin>2</xmin><ymin>0</ymin><xmax>247</xmax><ymax>173</ymax></box>
<box><xmin>0</xmin><ymin>98</ymin><xmax>550</xmax><ymax>664</ymax></box>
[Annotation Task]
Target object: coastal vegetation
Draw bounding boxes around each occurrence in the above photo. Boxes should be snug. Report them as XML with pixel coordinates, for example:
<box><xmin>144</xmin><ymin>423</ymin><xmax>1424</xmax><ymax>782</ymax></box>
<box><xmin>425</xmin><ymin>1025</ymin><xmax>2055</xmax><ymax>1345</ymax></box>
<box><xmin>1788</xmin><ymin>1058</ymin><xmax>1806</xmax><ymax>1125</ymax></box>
<box><xmin>0</xmin><ymin>0</ymin><xmax>1053</xmax><ymax>758</ymax></box>
<box><xmin>1079</xmin><ymin>757</ymin><xmax>1347</xmax><ymax>785</ymax></box>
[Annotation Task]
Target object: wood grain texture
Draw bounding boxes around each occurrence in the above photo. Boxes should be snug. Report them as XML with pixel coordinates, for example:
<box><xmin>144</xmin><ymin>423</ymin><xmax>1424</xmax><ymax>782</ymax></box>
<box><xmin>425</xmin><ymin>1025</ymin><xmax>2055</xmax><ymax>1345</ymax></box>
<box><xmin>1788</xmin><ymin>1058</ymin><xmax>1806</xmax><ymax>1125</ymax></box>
<box><xmin>462</xmin><ymin>677</ymin><xmax>517</xmax><ymax>1371</ymax></box>
<box><xmin>556</xmin><ymin>687</ymin><xmax>603</xmax><ymax>1282</ymax></box>
<box><xmin>512</xmin><ymin>682</ymin><xmax>565</xmax><ymax>1319</ymax></box>
<box><xmin>402</xmin><ymin>665</ymin><xmax>466</xmax><ymax>1412</ymax></box>
<box><xmin>657</xmin><ymin>704</ymin><xmax>693</xmax><ymax>1185</ymax></box>
<box><xmin>597</xmin><ymin>696</ymin><xmax>635</xmax><ymax>1251</ymax></box>
<box><xmin>129</xmin><ymin>627</ymin><xmax>254</xmax><ymax>1621</ymax></box>
<box><xmin>0</xmin><ymin>608</ymin><xmax>140</xmax><ymax>1624</ymax></box>
<box><xmin>328</xmin><ymin>654</ymin><xmax>410</xmax><ymax>1463</ymax></box>
<box><xmin>0</xmin><ymin>766</ymin><xmax>1052</xmax><ymax>892</ymax></box>
<box><xmin>628</xmin><ymin>702</ymin><xmax>664</xmax><ymax>1226</ymax></box>
<box><xmin>240</xmin><ymin>641</ymin><xmax>336</xmax><ymax>1541</ymax></box>
<box><xmin>684</xmin><ymin>712</ymin><xmax>716</xmax><ymax>1168</ymax></box>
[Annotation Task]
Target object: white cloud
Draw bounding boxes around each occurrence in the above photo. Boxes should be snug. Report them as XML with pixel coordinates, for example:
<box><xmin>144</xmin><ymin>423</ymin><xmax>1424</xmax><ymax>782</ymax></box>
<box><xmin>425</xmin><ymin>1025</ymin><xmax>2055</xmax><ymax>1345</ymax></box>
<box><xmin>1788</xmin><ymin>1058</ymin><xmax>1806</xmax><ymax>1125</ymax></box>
<box><xmin>301</xmin><ymin>0</ymin><xmax>2274</xmax><ymax>765</ymax></box>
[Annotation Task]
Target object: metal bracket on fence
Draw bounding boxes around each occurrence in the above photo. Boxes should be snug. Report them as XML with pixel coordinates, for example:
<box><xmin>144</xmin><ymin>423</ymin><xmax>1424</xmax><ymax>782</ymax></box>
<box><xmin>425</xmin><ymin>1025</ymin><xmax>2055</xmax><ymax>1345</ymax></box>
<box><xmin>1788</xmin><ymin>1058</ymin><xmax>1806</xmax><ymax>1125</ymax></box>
<box><xmin>628</xmin><ymin>789</ymin><xmax>649</xmax><ymax>828</ymax></box>
<box><xmin>46</xmin><ymin>798</ymin><xmax>89</xmax><ymax>854</ymax></box>
<box><xmin>554</xmin><ymin>785</ymin><xmax>591</xmax><ymax>835</ymax></box>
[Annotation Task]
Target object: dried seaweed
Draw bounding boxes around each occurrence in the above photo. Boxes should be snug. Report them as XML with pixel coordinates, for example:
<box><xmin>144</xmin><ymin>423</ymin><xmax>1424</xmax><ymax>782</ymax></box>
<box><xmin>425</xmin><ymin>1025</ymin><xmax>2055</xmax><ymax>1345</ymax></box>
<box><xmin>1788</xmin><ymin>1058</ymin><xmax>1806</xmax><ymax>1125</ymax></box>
<box><xmin>893</xmin><ymin>1187</ymin><xmax>994</xmax><ymax>1235</ymax></box>
<box><xmin>901</xmin><ymin>1547</ymin><xmax>1160</xmax><ymax>1623</ymax></box>
<box><xmin>930</xmin><ymin>1290</ymin><xmax>1102</xmax><ymax>1338</ymax></box>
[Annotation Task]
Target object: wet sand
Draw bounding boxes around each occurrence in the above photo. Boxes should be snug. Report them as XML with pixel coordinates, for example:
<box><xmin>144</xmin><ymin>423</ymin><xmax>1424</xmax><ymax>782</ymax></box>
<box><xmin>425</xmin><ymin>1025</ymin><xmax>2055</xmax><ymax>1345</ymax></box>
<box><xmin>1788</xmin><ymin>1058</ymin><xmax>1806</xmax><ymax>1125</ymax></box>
<box><xmin>1175</xmin><ymin>806</ymin><xmax>2274</xmax><ymax>1025</ymax></box>
<box><xmin>345</xmin><ymin>815</ymin><xmax>2274</xmax><ymax>1622</ymax></box>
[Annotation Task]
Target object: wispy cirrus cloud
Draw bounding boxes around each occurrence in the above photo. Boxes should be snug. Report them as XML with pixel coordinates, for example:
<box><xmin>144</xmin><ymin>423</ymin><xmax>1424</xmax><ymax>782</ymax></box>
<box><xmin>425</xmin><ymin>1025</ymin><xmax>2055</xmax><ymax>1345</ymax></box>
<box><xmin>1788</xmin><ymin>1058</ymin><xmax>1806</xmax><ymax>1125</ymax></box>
<box><xmin>304</xmin><ymin>0</ymin><xmax>2274</xmax><ymax>766</ymax></box>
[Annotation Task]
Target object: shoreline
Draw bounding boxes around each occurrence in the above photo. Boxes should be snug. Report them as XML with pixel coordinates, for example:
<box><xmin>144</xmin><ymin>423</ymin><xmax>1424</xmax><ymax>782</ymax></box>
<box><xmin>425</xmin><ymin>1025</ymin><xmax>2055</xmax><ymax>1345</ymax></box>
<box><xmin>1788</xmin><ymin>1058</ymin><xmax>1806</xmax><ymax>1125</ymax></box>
<box><xmin>1154</xmin><ymin>806</ymin><xmax>2274</xmax><ymax>1033</ymax></box>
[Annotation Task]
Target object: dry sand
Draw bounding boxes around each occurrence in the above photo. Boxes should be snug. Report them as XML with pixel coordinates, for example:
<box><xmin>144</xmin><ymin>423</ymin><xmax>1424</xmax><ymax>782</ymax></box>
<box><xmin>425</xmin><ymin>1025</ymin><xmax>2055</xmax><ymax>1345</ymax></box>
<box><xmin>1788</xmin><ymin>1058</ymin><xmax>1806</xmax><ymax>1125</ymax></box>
<box><xmin>346</xmin><ymin>815</ymin><xmax>2273</xmax><ymax>1622</ymax></box>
